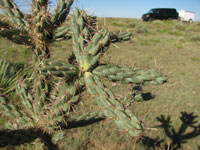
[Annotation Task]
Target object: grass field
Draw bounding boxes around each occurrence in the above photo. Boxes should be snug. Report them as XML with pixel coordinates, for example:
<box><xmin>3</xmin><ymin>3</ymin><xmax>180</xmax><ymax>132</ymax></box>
<box><xmin>0</xmin><ymin>18</ymin><xmax>200</xmax><ymax>150</ymax></box>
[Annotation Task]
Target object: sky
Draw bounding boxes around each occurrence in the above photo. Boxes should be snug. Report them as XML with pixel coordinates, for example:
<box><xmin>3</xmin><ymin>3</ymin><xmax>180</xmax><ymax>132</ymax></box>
<box><xmin>12</xmin><ymin>0</ymin><xmax>200</xmax><ymax>21</ymax></box>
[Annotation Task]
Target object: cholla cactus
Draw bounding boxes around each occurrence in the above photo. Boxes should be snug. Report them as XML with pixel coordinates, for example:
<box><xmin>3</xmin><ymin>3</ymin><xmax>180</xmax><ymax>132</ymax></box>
<box><xmin>0</xmin><ymin>0</ymin><xmax>167</xmax><ymax>148</ymax></box>
<box><xmin>37</xmin><ymin>9</ymin><xmax>167</xmax><ymax>137</ymax></box>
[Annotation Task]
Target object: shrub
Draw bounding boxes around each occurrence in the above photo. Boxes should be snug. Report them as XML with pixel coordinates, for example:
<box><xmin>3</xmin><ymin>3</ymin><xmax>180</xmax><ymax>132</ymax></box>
<box><xmin>128</xmin><ymin>23</ymin><xmax>137</xmax><ymax>28</ymax></box>
<box><xmin>135</xmin><ymin>25</ymin><xmax>148</xmax><ymax>34</ymax></box>
<box><xmin>190</xmin><ymin>34</ymin><xmax>200</xmax><ymax>41</ymax></box>
<box><xmin>175</xmin><ymin>24</ymin><xmax>185</xmax><ymax>31</ymax></box>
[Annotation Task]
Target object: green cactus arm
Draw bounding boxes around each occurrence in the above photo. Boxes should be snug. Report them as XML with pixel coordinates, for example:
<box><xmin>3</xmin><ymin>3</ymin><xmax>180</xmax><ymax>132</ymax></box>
<box><xmin>53</xmin><ymin>9</ymin><xmax>97</xmax><ymax>42</ymax></box>
<box><xmin>0</xmin><ymin>25</ymin><xmax>32</xmax><ymax>45</ymax></box>
<box><xmin>55</xmin><ymin>12</ymin><xmax>130</xmax><ymax>43</ymax></box>
<box><xmin>31</xmin><ymin>0</ymin><xmax>52</xmax><ymax>33</ymax></box>
<box><xmin>10</xmin><ymin>76</ymin><xmax>80</xmax><ymax>131</ymax></box>
<box><xmin>54</xmin><ymin>24</ymin><xmax>71</xmax><ymax>41</ymax></box>
<box><xmin>31</xmin><ymin>0</ymin><xmax>53</xmax><ymax>54</ymax></box>
<box><xmin>83</xmin><ymin>30</ymin><xmax>131</xmax><ymax>55</ymax></box>
<box><xmin>31</xmin><ymin>0</ymin><xmax>48</xmax><ymax>12</ymax></box>
<box><xmin>54</xmin><ymin>11</ymin><xmax>97</xmax><ymax>41</ymax></box>
<box><xmin>110</xmin><ymin>31</ymin><xmax>133</xmax><ymax>43</ymax></box>
<box><xmin>32</xmin><ymin>68</ymin><xmax>78</xmax><ymax>119</ymax></box>
<box><xmin>0</xmin><ymin>0</ymin><xmax>29</xmax><ymax>30</ymax></box>
<box><xmin>93</xmin><ymin>65</ymin><xmax>167</xmax><ymax>85</ymax></box>
<box><xmin>0</xmin><ymin>96</ymin><xmax>35</xmax><ymax>129</ymax></box>
<box><xmin>37</xmin><ymin>59</ymin><xmax>79</xmax><ymax>78</ymax></box>
<box><xmin>71</xmin><ymin>9</ymin><xmax>110</xmax><ymax>71</ymax></box>
<box><xmin>83</xmin><ymin>72</ymin><xmax>143</xmax><ymax>137</ymax></box>
<box><xmin>51</xmin><ymin>0</ymin><xmax>74</xmax><ymax>27</ymax></box>
<box><xmin>71</xmin><ymin>9</ymin><xmax>91</xmax><ymax>66</ymax></box>
<box><xmin>15</xmin><ymin>71</ymin><xmax>51</xmax><ymax>127</ymax></box>
<box><xmin>16</xmin><ymin>83</ymin><xmax>36</xmax><ymax>118</ymax></box>
<box><xmin>71</xmin><ymin>9</ymin><xmax>87</xmax><ymax>56</ymax></box>
<box><xmin>71</xmin><ymin>9</ymin><xmax>99</xmax><ymax>50</ymax></box>
<box><xmin>50</xmin><ymin>81</ymin><xmax>80</xmax><ymax>110</ymax></box>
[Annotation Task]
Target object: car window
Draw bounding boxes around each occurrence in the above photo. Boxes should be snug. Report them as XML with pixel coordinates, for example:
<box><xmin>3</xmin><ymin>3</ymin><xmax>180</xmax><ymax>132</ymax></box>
<box><xmin>166</xmin><ymin>10</ymin><xmax>171</xmax><ymax>14</ymax></box>
<box><xmin>154</xmin><ymin>9</ymin><xmax>159</xmax><ymax>14</ymax></box>
<box><xmin>171</xmin><ymin>9</ymin><xmax>177</xmax><ymax>14</ymax></box>
<box><xmin>159</xmin><ymin>9</ymin><xmax>166</xmax><ymax>14</ymax></box>
<box><xmin>147</xmin><ymin>9</ymin><xmax>153</xmax><ymax>14</ymax></box>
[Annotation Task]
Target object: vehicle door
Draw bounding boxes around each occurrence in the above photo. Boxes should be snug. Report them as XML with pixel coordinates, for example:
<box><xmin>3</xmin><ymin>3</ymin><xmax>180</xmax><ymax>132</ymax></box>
<box><xmin>159</xmin><ymin>9</ymin><xmax>167</xmax><ymax>19</ymax></box>
<box><xmin>153</xmin><ymin>9</ymin><xmax>160</xmax><ymax>19</ymax></box>
<box><xmin>170</xmin><ymin>9</ymin><xmax>178</xmax><ymax>19</ymax></box>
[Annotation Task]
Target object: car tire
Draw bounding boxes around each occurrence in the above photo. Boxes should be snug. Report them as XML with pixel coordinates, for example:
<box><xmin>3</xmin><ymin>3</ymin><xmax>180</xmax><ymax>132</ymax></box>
<box><xmin>168</xmin><ymin>18</ymin><xmax>174</xmax><ymax>20</ymax></box>
<box><xmin>148</xmin><ymin>18</ymin><xmax>154</xmax><ymax>22</ymax></box>
<box><xmin>189</xmin><ymin>19</ymin><xmax>193</xmax><ymax>23</ymax></box>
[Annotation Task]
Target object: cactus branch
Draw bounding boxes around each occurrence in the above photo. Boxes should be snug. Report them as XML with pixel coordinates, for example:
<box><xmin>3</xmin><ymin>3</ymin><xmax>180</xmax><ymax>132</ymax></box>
<box><xmin>54</xmin><ymin>24</ymin><xmax>71</xmax><ymax>41</ymax></box>
<box><xmin>93</xmin><ymin>65</ymin><xmax>167</xmax><ymax>85</ymax></box>
<box><xmin>84</xmin><ymin>72</ymin><xmax>143</xmax><ymax>136</ymax></box>
<box><xmin>52</xmin><ymin>0</ymin><xmax>74</xmax><ymax>27</ymax></box>
<box><xmin>110</xmin><ymin>32</ymin><xmax>133</xmax><ymax>42</ymax></box>
<box><xmin>37</xmin><ymin>59</ymin><xmax>79</xmax><ymax>78</ymax></box>
<box><xmin>0</xmin><ymin>24</ymin><xmax>32</xmax><ymax>45</ymax></box>
<box><xmin>0</xmin><ymin>0</ymin><xmax>29</xmax><ymax>30</ymax></box>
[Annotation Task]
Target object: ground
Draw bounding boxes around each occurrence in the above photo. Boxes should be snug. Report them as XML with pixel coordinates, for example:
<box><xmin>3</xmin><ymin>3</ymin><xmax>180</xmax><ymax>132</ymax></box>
<box><xmin>0</xmin><ymin>18</ymin><xmax>200</xmax><ymax>150</ymax></box>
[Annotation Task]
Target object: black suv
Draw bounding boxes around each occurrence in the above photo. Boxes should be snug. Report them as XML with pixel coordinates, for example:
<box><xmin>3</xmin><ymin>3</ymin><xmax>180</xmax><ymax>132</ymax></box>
<box><xmin>142</xmin><ymin>8</ymin><xmax>179</xmax><ymax>21</ymax></box>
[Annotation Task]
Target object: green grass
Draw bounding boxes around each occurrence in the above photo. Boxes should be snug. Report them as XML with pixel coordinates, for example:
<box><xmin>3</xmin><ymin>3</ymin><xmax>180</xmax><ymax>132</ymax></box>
<box><xmin>0</xmin><ymin>38</ymin><xmax>31</xmax><ymax>64</ymax></box>
<box><xmin>0</xmin><ymin>18</ymin><xmax>200</xmax><ymax>150</ymax></box>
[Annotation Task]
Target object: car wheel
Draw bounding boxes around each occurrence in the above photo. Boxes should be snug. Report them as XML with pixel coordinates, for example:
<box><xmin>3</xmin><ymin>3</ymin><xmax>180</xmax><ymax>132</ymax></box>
<box><xmin>148</xmin><ymin>18</ymin><xmax>154</xmax><ymax>22</ymax></box>
<box><xmin>189</xmin><ymin>19</ymin><xmax>193</xmax><ymax>23</ymax></box>
<box><xmin>168</xmin><ymin>18</ymin><xmax>173</xmax><ymax>20</ymax></box>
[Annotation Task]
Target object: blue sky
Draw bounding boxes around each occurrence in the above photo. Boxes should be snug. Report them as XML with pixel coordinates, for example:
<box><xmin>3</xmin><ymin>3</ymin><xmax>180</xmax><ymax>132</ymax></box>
<box><xmin>13</xmin><ymin>0</ymin><xmax>200</xmax><ymax>20</ymax></box>
<box><xmin>75</xmin><ymin>0</ymin><xmax>200</xmax><ymax>20</ymax></box>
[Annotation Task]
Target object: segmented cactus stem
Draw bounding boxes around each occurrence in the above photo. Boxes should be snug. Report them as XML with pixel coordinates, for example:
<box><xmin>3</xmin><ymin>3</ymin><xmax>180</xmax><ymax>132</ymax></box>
<box><xmin>84</xmin><ymin>72</ymin><xmax>143</xmax><ymax>137</ymax></box>
<box><xmin>93</xmin><ymin>64</ymin><xmax>167</xmax><ymax>85</ymax></box>
<box><xmin>0</xmin><ymin>0</ymin><xmax>29</xmax><ymax>30</ymax></box>
<box><xmin>52</xmin><ymin>0</ymin><xmax>74</xmax><ymax>26</ymax></box>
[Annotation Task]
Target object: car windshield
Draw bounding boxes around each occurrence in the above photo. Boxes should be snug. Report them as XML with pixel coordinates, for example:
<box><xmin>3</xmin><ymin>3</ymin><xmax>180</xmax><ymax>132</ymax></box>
<box><xmin>147</xmin><ymin>9</ymin><xmax>154</xmax><ymax>14</ymax></box>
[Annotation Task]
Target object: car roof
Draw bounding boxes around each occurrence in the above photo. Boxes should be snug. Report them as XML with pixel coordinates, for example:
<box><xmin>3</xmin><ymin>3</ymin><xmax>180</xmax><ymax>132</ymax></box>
<box><xmin>152</xmin><ymin>8</ymin><xmax>176</xmax><ymax>10</ymax></box>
